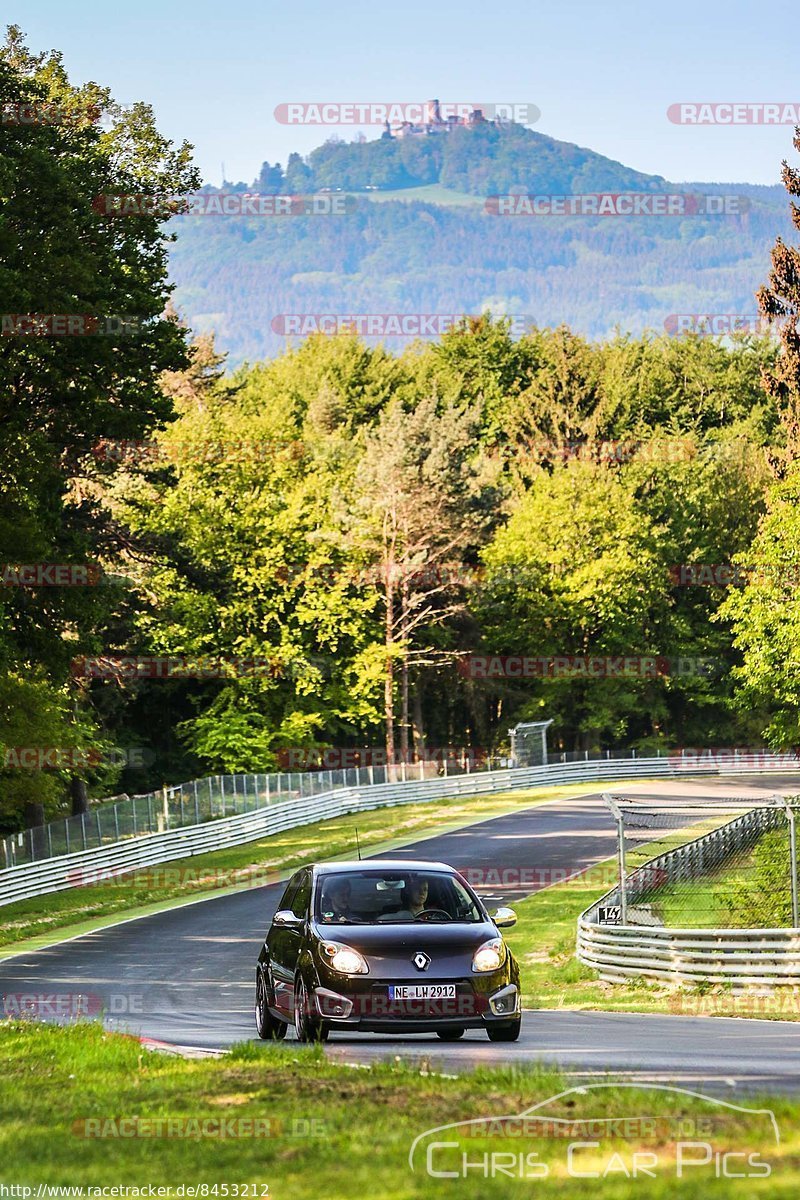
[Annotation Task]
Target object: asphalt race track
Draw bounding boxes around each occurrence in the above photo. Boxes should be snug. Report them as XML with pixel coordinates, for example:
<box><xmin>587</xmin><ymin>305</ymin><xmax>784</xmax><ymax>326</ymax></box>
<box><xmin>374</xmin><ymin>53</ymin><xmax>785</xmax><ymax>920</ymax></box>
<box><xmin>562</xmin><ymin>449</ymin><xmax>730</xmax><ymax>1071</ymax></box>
<box><xmin>2</xmin><ymin>775</ymin><xmax>800</xmax><ymax>1092</ymax></box>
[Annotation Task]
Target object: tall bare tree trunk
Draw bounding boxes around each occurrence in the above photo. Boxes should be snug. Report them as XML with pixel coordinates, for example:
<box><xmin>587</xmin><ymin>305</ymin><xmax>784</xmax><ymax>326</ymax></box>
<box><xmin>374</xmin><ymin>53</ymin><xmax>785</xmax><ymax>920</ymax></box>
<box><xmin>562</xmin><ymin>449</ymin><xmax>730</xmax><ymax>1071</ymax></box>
<box><xmin>400</xmin><ymin>574</ymin><xmax>409</xmax><ymax>762</ymax></box>
<box><xmin>412</xmin><ymin>684</ymin><xmax>425</xmax><ymax>759</ymax></box>
<box><xmin>70</xmin><ymin>775</ymin><xmax>89</xmax><ymax>816</ymax></box>
<box><xmin>384</xmin><ymin>568</ymin><xmax>396</xmax><ymax>768</ymax></box>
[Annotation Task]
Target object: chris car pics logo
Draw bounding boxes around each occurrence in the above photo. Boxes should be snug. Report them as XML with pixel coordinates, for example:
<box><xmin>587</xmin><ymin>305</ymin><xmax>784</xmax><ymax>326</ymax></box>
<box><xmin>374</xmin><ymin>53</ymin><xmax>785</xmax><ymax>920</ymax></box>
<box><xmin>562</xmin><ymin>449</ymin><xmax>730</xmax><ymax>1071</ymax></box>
<box><xmin>409</xmin><ymin>1084</ymin><xmax>779</xmax><ymax>1180</ymax></box>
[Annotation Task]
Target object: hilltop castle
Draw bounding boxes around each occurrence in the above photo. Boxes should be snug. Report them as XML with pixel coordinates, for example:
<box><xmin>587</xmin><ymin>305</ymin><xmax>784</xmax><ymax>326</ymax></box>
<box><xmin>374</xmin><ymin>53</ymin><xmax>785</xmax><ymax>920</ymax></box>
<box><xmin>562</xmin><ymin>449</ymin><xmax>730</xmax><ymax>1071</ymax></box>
<box><xmin>382</xmin><ymin>99</ymin><xmax>495</xmax><ymax>139</ymax></box>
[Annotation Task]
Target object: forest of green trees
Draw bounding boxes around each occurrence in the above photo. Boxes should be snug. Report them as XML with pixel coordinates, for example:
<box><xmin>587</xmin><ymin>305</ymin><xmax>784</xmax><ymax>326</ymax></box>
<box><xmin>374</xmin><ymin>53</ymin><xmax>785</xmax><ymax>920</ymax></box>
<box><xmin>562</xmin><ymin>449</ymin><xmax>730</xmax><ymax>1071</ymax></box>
<box><xmin>4</xmin><ymin>28</ymin><xmax>800</xmax><ymax>835</ymax></box>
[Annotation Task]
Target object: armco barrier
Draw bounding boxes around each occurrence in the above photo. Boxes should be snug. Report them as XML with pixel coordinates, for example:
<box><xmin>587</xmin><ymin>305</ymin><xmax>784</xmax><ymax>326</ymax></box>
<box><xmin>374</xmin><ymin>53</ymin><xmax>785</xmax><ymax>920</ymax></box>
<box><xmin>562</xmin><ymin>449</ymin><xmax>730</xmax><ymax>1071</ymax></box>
<box><xmin>2</xmin><ymin>754</ymin><xmax>799</xmax><ymax>910</ymax></box>
<box><xmin>577</xmin><ymin>804</ymin><xmax>800</xmax><ymax>985</ymax></box>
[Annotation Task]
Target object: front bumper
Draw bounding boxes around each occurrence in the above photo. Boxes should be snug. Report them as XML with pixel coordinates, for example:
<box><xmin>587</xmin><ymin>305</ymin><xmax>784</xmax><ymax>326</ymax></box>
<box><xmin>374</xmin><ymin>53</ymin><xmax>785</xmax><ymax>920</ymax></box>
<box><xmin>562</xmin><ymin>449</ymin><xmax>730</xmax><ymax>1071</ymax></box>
<box><xmin>310</xmin><ymin>978</ymin><xmax>520</xmax><ymax>1032</ymax></box>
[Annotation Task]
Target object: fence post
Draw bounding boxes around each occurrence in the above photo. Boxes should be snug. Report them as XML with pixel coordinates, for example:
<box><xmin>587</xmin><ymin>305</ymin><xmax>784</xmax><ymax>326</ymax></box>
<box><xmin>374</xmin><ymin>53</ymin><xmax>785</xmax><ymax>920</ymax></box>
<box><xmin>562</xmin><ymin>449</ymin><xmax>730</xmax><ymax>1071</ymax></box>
<box><xmin>114</xmin><ymin>805</ymin><xmax>120</xmax><ymax>840</ymax></box>
<box><xmin>81</xmin><ymin>812</ymin><xmax>88</xmax><ymax>851</ymax></box>
<box><xmin>194</xmin><ymin>780</ymin><xmax>200</xmax><ymax>824</ymax></box>
<box><xmin>64</xmin><ymin>819</ymin><xmax>70</xmax><ymax>854</ymax></box>
<box><xmin>603</xmin><ymin>794</ymin><xmax>627</xmax><ymax>925</ymax></box>
<box><xmin>779</xmin><ymin>796</ymin><xmax>800</xmax><ymax>928</ymax></box>
<box><xmin>147</xmin><ymin>794</ymin><xmax>153</xmax><ymax>832</ymax></box>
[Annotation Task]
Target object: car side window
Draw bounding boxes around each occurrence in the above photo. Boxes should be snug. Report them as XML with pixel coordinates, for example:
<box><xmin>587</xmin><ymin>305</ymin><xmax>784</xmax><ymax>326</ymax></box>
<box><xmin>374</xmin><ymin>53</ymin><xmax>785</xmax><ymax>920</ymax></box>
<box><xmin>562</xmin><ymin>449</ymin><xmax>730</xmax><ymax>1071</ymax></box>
<box><xmin>278</xmin><ymin>873</ymin><xmax>301</xmax><ymax>914</ymax></box>
<box><xmin>291</xmin><ymin>871</ymin><xmax>312</xmax><ymax>919</ymax></box>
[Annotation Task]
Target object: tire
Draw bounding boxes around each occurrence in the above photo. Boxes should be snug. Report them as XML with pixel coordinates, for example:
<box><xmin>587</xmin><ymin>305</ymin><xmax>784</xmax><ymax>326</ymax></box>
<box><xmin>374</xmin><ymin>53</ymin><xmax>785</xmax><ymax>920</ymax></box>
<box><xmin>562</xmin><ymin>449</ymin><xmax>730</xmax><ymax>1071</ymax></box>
<box><xmin>255</xmin><ymin>970</ymin><xmax>287</xmax><ymax>1040</ymax></box>
<box><xmin>294</xmin><ymin>973</ymin><xmax>329</xmax><ymax>1043</ymax></box>
<box><xmin>436</xmin><ymin>1028</ymin><xmax>466</xmax><ymax>1040</ymax></box>
<box><xmin>486</xmin><ymin>1017</ymin><xmax>521</xmax><ymax>1042</ymax></box>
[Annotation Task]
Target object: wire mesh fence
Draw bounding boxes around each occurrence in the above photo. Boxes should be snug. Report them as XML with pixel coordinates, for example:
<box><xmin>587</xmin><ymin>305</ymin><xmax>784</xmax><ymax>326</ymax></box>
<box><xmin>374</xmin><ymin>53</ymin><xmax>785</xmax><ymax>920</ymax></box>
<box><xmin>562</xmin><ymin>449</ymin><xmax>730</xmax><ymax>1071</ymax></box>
<box><xmin>5</xmin><ymin>746</ymin><xmax>797</xmax><ymax>871</ymax></box>
<box><xmin>1</xmin><ymin>753</ymin><xmax>503</xmax><ymax>868</ymax></box>
<box><xmin>595</xmin><ymin>795</ymin><xmax>799</xmax><ymax>930</ymax></box>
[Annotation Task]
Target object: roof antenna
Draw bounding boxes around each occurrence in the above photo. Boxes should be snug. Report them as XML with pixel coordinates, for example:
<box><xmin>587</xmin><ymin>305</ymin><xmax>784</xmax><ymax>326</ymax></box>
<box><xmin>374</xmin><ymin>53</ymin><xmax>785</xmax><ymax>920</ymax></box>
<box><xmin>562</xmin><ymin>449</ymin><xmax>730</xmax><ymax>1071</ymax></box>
<box><xmin>354</xmin><ymin>826</ymin><xmax>362</xmax><ymax>861</ymax></box>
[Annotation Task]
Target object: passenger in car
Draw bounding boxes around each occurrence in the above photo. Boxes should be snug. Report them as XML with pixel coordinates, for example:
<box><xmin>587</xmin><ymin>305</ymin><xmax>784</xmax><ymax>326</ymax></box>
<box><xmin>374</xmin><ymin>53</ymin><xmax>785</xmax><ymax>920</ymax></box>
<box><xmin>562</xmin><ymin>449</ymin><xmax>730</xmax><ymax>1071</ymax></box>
<box><xmin>379</xmin><ymin>878</ymin><xmax>430</xmax><ymax>921</ymax></box>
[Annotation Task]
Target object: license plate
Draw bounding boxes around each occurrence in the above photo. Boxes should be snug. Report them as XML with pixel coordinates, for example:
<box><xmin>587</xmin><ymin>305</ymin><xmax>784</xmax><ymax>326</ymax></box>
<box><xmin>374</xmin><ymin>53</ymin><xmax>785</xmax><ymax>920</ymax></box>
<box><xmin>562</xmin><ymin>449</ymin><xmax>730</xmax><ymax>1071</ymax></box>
<box><xmin>388</xmin><ymin>984</ymin><xmax>456</xmax><ymax>1000</ymax></box>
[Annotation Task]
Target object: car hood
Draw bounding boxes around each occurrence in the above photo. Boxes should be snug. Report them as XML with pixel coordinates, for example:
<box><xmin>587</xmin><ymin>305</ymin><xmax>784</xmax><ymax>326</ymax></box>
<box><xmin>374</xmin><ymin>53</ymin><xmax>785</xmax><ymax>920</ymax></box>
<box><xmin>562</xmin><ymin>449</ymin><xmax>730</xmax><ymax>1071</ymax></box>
<box><xmin>311</xmin><ymin>920</ymin><xmax>501</xmax><ymax>979</ymax></box>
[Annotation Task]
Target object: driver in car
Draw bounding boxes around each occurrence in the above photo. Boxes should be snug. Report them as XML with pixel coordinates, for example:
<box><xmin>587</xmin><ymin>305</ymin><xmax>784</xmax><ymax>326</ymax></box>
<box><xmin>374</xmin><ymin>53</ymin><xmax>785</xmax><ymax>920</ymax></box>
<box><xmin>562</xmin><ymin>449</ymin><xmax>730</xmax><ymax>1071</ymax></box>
<box><xmin>320</xmin><ymin>878</ymin><xmax>354</xmax><ymax>923</ymax></box>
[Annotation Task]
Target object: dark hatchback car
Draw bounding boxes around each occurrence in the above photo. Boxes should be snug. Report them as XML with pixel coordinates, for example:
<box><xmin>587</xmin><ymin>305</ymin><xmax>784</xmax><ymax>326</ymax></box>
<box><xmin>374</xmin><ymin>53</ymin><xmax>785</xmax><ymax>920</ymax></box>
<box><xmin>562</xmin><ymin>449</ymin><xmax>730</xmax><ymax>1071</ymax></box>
<box><xmin>255</xmin><ymin>859</ymin><xmax>521</xmax><ymax>1042</ymax></box>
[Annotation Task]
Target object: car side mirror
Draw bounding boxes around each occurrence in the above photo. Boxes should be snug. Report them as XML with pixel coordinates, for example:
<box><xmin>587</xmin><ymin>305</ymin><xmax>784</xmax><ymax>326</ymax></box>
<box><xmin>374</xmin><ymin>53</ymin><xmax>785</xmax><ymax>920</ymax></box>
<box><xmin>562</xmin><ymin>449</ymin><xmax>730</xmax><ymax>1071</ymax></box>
<box><xmin>492</xmin><ymin>906</ymin><xmax>517</xmax><ymax>928</ymax></box>
<box><xmin>273</xmin><ymin>909</ymin><xmax>304</xmax><ymax>928</ymax></box>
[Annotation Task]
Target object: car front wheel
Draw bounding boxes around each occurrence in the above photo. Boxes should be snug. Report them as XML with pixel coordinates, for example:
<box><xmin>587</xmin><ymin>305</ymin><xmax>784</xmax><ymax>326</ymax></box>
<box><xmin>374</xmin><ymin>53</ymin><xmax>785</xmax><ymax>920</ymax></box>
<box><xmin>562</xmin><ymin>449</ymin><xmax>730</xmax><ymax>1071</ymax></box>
<box><xmin>486</xmin><ymin>1016</ymin><xmax>521</xmax><ymax>1042</ymax></box>
<box><xmin>436</xmin><ymin>1027</ymin><xmax>466</xmax><ymax>1040</ymax></box>
<box><xmin>255</xmin><ymin>970</ymin><xmax>287</xmax><ymax>1041</ymax></box>
<box><xmin>294</xmin><ymin>973</ymin><xmax>329</xmax><ymax>1042</ymax></box>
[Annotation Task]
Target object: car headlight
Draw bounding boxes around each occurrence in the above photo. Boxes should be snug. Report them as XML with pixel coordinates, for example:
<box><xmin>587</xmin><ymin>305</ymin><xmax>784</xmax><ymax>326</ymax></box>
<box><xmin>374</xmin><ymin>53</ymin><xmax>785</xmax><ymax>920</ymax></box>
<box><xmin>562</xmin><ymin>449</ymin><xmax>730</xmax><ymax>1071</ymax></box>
<box><xmin>321</xmin><ymin>940</ymin><xmax>369</xmax><ymax>975</ymax></box>
<box><xmin>472</xmin><ymin>937</ymin><xmax>505</xmax><ymax>973</ymax></box>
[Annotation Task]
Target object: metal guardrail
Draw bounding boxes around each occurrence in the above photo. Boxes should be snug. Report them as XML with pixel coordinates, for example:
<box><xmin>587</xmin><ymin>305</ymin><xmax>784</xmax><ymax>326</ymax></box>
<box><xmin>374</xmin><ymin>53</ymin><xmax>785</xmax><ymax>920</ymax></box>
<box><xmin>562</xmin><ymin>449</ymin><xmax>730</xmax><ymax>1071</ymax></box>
<box><xmin>2</xmin><ymin>759</ymin><xmax>491</xmax><ymax>869</ymax></box>
<box><xmin>7</xmin><ymin>745</ymin><xmax>799</xmax><ymax>870</ymax></box>
<box><xmin>577</xmin><ymin>805</ymin><xmax>800</xmax><ymax>985</ymax></box>
<box><xmin>2</xmin><ymin>753</ymin><xmax>799</xmax><ymax>910</ymax></box>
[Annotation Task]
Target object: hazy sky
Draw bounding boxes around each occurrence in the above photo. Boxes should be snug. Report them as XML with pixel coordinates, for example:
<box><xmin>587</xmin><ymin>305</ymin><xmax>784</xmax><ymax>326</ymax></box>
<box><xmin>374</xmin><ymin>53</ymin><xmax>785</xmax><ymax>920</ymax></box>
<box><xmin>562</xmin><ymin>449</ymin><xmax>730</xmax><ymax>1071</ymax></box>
<box><xmin>11</xmin><ymin>0</ymin><xmax>800</xmax><ymax>186</ymax></box>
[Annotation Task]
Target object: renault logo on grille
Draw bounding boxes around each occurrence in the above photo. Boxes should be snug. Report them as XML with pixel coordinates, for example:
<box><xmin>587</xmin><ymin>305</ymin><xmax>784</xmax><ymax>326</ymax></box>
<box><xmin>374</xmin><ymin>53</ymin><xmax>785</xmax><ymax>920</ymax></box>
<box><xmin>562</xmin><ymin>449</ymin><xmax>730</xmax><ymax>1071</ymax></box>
<box><xmin>413</xmin><ymin>952</ymin><xmax>430</xmax><ymax>971</ymax></box>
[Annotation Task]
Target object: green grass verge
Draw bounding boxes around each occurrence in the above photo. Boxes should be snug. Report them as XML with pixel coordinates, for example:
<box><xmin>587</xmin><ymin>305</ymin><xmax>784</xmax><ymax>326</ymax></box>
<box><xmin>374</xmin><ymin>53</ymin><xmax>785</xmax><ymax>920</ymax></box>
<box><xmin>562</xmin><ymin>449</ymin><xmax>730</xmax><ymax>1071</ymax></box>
<box><xmin>505</xmin><ymin>822</ymin><xmax>800</xmax><ymax>1022</ymax></box>
<box><xmin>1</xmin><ymin>1022</ymin><xmax>797</xmax><ymax>1196</ymax></box>
<box><xmin>0</xmin><ymin>782</ymin><xmax>609</xmax><ymax>956</ymax></box>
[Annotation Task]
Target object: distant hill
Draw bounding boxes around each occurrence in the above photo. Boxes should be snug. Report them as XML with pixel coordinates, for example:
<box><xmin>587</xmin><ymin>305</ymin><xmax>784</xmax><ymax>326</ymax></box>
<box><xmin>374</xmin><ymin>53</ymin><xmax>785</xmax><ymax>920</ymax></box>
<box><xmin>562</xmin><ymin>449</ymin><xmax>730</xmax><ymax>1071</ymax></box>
<box><xmin>169</xmin><ymin>124</ymin><xmax>792</xmax><ymax>364</ymax></box>
<box><xmin>253</xmin><ymin>122</ymin><xmax>668</xmax><ymax>197</ymax></box>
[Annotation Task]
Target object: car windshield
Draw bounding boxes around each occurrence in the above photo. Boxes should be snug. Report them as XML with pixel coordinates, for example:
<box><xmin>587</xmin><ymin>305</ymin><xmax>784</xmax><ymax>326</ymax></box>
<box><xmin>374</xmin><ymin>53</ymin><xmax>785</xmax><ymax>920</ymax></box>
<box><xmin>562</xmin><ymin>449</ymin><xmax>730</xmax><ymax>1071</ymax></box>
<box><xmin>315</xmin><ymin>869</ymin><xmax>483</xmax><ymax>925</ymax></box>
